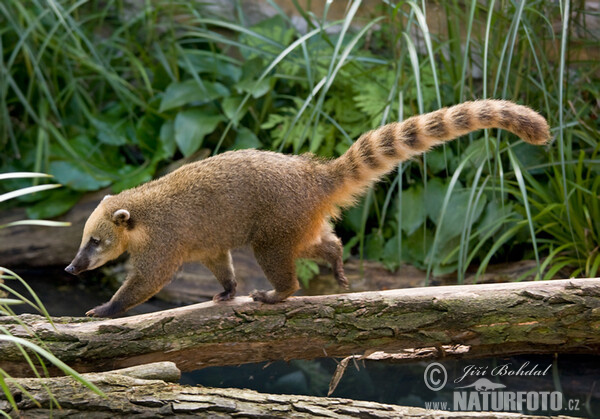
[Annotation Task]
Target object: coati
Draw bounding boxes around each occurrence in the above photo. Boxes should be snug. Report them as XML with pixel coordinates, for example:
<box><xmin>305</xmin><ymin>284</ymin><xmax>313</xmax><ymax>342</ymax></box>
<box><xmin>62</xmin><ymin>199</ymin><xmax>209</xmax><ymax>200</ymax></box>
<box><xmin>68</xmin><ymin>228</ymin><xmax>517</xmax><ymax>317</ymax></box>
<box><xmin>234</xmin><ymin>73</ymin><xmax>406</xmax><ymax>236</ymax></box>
<box><xmin>65</xmin><ymin>100</ymin><xmax>551</xmax><ymax>317</ymax></box>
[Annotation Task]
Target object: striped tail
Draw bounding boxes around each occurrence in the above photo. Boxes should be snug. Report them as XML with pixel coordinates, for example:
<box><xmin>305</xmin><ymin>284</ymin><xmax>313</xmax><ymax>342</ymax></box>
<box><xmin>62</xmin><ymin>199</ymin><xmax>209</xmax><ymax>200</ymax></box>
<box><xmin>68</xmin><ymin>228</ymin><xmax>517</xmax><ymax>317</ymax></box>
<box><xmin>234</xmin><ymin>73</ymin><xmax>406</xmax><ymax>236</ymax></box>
<box><xmin>326</xmin><ymin>99</ymin><xmax>551</xmax><ymax>207</ymax></box>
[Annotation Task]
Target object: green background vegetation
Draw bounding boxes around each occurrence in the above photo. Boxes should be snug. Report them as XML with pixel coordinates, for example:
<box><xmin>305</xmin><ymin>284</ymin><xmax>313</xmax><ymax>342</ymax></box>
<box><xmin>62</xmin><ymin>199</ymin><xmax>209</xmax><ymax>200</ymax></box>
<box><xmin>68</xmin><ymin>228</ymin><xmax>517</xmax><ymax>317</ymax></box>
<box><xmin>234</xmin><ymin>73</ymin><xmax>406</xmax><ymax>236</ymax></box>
<box><xmin>1</xmin><ymin>0</ymin><xmax>598</xmax><ymax>282</ymax></box>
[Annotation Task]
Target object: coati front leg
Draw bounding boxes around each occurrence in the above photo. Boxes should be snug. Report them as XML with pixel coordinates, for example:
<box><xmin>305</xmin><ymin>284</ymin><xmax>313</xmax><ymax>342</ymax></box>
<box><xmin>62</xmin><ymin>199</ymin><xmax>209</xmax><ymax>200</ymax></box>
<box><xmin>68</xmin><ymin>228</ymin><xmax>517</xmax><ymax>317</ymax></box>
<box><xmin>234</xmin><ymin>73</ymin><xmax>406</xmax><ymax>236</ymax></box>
<box><xmin>86</xmin><ymin>250</ymin><xmax>182</xmax><ymax>318</ymax></box>
<box><xmin>250</xmin><ymin>245</ymin><xmax>299</xmax><ymax>304</ymax></box>
<box><xmin>201</xmin><ymin>250</ymin><xmax>237</xmax><ymax>302</ymax></box>
<box><xmin>298</xmin><ymin>225</ymin><xmax>348</xmax><ymax>289</ymax></box>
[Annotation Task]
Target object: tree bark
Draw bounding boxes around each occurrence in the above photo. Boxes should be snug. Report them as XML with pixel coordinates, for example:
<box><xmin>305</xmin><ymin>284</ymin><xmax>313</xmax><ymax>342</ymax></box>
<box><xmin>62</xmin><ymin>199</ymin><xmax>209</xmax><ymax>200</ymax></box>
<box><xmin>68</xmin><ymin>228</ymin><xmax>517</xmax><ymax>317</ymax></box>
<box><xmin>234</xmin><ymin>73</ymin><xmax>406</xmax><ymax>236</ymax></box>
<box><xmin>1</xmin><ymin>278</ymin><xmax>599</xmax><ymax>377</ymax></box>
<box><xmin>0</xmin><ymin>362</ymin><xmax>574</xmax><ymax>418</ymax></box>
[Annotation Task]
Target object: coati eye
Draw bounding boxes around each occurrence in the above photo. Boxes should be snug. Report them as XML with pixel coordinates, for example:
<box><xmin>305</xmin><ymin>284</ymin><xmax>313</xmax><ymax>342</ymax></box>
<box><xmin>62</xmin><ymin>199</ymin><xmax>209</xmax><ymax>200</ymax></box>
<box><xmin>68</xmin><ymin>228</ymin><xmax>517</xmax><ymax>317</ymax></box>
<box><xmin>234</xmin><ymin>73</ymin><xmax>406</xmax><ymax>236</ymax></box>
<box><xmin>89</xmin><ymin>237</ymin><xmax>100</xmax><ymax>245</ymax></box>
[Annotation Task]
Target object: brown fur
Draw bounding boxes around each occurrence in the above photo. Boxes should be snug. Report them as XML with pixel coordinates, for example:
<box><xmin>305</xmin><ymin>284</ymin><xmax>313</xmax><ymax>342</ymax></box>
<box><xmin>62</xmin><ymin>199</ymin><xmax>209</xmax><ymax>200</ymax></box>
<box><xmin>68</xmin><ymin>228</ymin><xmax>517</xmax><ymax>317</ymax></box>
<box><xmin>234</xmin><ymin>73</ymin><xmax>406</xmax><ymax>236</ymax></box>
<box><xmin>67</xmin><ymin>99</ymin><xmax>550</xmax><ymax>317</ymax></box>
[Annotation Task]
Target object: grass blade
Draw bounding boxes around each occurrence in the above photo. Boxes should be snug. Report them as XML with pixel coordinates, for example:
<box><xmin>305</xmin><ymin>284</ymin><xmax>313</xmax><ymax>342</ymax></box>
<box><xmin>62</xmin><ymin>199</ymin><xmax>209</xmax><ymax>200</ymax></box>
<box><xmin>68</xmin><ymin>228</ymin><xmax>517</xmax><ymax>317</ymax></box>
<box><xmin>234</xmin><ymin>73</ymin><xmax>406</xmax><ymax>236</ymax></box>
<box><xmin>0</xmin><ymin>184</ymin><xmax>62</xmax><ymax>204</ymax></box>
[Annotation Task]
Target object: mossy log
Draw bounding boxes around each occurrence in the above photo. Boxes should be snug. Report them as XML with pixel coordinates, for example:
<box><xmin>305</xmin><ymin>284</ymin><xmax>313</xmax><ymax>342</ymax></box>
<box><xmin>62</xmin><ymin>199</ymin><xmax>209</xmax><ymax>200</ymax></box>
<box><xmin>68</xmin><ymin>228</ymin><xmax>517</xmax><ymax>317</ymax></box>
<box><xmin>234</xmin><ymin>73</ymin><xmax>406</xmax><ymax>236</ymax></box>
<box><xmin>0</xmin><ymin>278</ymin><xmax>599</xmax><ymax>377</ymax></box>
<box><xmin>0</xmin><ymin>362</ymin><xmax>574</xmax><ymax>418</ymax></box>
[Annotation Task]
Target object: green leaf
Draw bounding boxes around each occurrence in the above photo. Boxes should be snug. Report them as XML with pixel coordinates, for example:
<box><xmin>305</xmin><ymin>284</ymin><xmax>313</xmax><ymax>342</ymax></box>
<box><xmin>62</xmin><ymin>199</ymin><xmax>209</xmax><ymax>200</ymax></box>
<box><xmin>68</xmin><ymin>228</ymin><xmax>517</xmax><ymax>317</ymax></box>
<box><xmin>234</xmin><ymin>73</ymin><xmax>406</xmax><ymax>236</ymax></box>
<box><xmin>477</xmin><ymin>200</ymin><xmax>517</xmax><ymax>241</ymax></box>
<box><xmin>460</xmin><ymin>138</ymin><xmax>493</xmax><ymax>168</ymax></box>
<box><xmin>342</xmin><ymin>235</ymin><xmax>360</xmax><ymax>261</ymax></box>
<box><xmin>235</xmin><ymin>57</ymin><xmax>273</xmax><ymax>98</ymax></box>
<box><xmin>0</xmin><ymin>298</ymin><xmax>24</xmax><ymax>305</ymax></box>
<box><xmin>48</xmin><ymin>134</ymin><xmax>126</xmax><ymax>172</ymax></box>
<box><xmin>0</xmin><ymin>220</ymin><xmax>71</xmax><ymax>229</ymax></box>
<box><xmin>404</xmin><ymin>228</ymin><xmax>434</xmax><ymax>269</ymax></box>
<box><xmin>136</xmin><ymin>113</ymin><xmax>169</xmax><ymax>161</ymax></box>
<box><xmin>232</xmin><ymin>127</ymin><xmax>262</xmax><ymax>150</ymax></box>
<box><xmin>438</xmin><ymin>191</ymin><xmax>487</xmax><ymax>246</ymax></box>
<box><xmin>174</xmin><ymin>110</ymin><xmax>224</xmax><ymax>157</ymax></box>
<box><xmin>111</xmin><ymin>165</ymin><xmax>155</xmax><ymax>194</ymax></box>
<box><xmin>295</xmin><ymin>258</ymin><xmax>320</xmax><ymax>288</ymax></box>
<box><xmin>512</xmin><ymin>142</ymin><xmax>548</xmax><ymax>174</ymax></box>
<box><xmin>424</xmin><ymin>178</ymin><xmax>449</xmax><ymax>223</ymax></box>
<box><xmin>352</xmin><ymin>72</ymin><xmax>396</xmax><ymax>120</ymax></box>
<box><xmin>159</xmin><ymin>80</ymin><xmax>229</xmax><ymax>112</ymax></box>
<box><xmin>90</xmin><ymin>115</ymin><xmax>130</xmax><ymax>146</ymax></box>
<box><xmin>0</xmin><ymin>335</ymin><xmax>105</xmax><ymax>397</ymax></box>
<box><xmin>424</xmin><ymin>177</ymin><xmax>488</xmax><ymax>258</ymax></box>
<box><xmin>400</xmin><ymin>185</ymin><xmax>426</xmax><ymax>236</ymax></box>
<box><xmin>382</xmin><ymin>235</ymin><xmax>400</xmax><ymax>270</ymax></box>
<box><xmin>236</xmin><ymin>77</ymin><xmax>271</xmax><ymax>98</ymax></box>
<box><xmin>49</xmin><ymin>161</ymin><xmax>111</xmax><ymax>192</ymax></box>
<box><xmin>240</xmin><ymin>16</ymin><xmax>294</xmax><ymax>59</ymax></box>
<box><xmin>178</xmin><ymin>49</ymin><xmax>242</xmax><ymax>82</ymax></box>
<box><xmin>342</xmin><ymin>197</ymin><xmax>370</xmax><ymax>233</ymax></box>
<box><xmin>0</xmin><ymin>173</ymin><xmax>52</xmax><ymax>181</ymax></box>
<box><xmin>0</xmin><ymin>184</ymin><xmax>62</xmax><ymax>204</ymax></box>
<box><xmin>365</xmin><ymin>230</ymin><xmax>385</xmax><ymax>261</ymax></box>
<box><xmin>25</xmin><ymin>188</ymin><xmax>82</xmax><ymax>219</ymax></box>
<box><xmin>427</xmin><ymin>148</ymin><xmax>454</xmax><ymax>174</ymax></box>
<box><xmin>433</xmin><ymin>260</ymin><xmax>459</xmax><ymax>276</ymax></box>
<box><xmin>159</xmin><ymin>121</ymin><xmax>177</xmax><ymax>160</ymax></box>
<box><xmin>222</xmin><ymin>96</ymin><xmax>249</xmax><ymax>126</ymax></box>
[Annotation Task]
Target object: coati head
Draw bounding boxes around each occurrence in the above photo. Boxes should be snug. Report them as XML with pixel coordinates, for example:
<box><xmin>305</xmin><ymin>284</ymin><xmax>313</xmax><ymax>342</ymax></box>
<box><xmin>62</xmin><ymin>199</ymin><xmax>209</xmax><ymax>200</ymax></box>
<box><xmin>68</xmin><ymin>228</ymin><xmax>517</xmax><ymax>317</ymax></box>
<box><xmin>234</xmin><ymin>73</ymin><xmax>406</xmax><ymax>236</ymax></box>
<box><xmin>65</xmin><ymin>197</ymin><xmax>133</xmax><ymax>275</ymax></box>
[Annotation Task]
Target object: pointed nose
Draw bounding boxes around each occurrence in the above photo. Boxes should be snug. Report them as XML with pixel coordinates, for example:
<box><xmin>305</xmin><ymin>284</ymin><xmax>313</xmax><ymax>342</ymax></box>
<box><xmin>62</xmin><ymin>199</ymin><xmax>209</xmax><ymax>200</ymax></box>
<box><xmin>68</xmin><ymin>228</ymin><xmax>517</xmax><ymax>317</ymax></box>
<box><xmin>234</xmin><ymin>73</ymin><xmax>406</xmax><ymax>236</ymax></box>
<box><xmin>65</xmin><ymin>264</ymin><xmax>77</xmax><ymax>275</ymax></box>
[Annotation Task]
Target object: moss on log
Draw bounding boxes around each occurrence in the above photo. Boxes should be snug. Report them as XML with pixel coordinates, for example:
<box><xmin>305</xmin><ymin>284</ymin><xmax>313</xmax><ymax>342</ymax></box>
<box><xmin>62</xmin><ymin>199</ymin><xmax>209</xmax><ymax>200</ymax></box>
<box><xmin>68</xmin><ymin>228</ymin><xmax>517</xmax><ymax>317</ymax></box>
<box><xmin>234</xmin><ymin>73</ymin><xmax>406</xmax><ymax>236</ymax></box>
<box><xmin>0</xmin><ymin>278</ymin><xmax>599</xmax><ymax>377</ymax></box>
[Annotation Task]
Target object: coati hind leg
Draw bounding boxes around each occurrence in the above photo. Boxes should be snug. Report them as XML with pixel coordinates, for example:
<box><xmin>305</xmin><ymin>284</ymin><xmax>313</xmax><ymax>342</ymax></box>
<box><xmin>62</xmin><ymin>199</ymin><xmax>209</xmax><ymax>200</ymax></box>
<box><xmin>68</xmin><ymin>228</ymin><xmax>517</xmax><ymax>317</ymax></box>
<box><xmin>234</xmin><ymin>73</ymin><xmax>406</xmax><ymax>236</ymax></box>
<box><xmin>298</xmin><ymin>225</ymin><xmax>348</xmax><ymax>289</ymax></box>
<box><xmin>201</xmin><ymin>250</ymin><xmax>237</xmax><ymax>302</ymax></box>
<box><xmin>250</xmin><ymin>245</ymin><xmax>299</xmax><ymax>304</ymax></box>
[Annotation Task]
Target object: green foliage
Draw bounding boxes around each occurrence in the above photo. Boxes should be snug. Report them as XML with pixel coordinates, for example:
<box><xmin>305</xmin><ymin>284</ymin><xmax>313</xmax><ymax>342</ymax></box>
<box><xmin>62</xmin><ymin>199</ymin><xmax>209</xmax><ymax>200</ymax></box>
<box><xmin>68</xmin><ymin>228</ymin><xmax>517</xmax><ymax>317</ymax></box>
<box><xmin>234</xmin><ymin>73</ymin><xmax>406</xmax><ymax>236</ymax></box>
<box><xmin>521</xmin><ymin>150</ymin><xmax>600</xmax><ymax>278</ymax></box>
<box><xmin>0</xmin><ymin>174</ymin><xmax>104</xmax><ymax>413</ymax></box>
<box><xmin>295</xmin><ymin>258</ymin><xmax>321</xmax><ymax>288</ymax></box>
<box><xmin>1</xmin><ymin>0</ymin><xmax>598</xmax><ymax>283</ymax></box>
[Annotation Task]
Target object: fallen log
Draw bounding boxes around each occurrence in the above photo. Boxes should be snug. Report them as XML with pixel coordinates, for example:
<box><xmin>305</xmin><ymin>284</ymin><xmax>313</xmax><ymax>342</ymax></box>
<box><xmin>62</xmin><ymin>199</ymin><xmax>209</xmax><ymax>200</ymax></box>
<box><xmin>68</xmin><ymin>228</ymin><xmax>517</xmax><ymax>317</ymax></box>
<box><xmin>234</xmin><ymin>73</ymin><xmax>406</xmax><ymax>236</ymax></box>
<box><xmin>1</xmin><ymin>278</ymin><xmax>599</xmax><ymax>377</ymax></box>
<box><xmin>0</xmin><ymin>362</ymin><xmax>575</xmax><ymax>418</ymax></box>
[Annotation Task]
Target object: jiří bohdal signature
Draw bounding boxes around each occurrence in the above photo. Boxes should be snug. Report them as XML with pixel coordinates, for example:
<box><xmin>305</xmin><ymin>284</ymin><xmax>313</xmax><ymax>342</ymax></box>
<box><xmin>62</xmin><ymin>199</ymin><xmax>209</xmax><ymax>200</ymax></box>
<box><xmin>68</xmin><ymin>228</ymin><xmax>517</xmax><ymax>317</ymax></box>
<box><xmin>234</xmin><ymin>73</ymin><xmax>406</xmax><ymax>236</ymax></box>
<box><xmin>454</xmin><ymin>361</ymin><xmax>552</xmax><ymax>384</ymax></box>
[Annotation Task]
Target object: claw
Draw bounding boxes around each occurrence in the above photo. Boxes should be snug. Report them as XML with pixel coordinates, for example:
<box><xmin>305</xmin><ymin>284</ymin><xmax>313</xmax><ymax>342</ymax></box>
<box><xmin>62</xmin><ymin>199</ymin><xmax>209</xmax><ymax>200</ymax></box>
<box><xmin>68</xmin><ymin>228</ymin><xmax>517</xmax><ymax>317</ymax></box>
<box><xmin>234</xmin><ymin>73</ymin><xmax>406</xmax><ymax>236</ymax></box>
<box><xmin>249</xmin><ymin>290</ymin><xmax>264</xmax><ymax>302</ymax></box>
<box><xmin>213</xmin><ymin>290</ymin><xmax>235</xmax><ymax>302</ymax></box>
<box><xmin>84</xmin><ymin>301</ymin><xmax>123</xmax><ymax>318</ymax></box>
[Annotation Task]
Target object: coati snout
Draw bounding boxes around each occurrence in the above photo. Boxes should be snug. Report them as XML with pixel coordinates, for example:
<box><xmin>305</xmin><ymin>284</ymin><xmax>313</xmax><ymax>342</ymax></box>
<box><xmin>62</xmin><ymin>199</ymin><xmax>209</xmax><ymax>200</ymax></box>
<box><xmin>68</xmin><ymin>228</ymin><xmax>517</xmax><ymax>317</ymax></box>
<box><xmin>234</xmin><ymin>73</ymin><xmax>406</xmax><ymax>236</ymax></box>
<box><xmin>67</xmin><ymin>100</ymin><xmax>551</xmax><ymax>318</ymax></box>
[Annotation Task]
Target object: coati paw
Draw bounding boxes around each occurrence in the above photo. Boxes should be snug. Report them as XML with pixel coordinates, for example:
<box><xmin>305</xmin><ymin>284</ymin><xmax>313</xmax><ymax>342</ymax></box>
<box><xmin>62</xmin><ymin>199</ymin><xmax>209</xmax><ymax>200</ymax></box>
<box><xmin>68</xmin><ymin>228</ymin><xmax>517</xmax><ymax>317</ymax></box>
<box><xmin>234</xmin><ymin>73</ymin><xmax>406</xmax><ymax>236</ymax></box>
<box><xmin>213</xmin><ymin>290</ymin><xmax>235</xmax><ymax>302</ymax></box>
<box><xmin>250</xmin><ymin>290</ymin><xmax>268</xmax><ymax>303</ymax></box>
<box><xmin>249</xmin><ymin>290</ymin><xmax>285</xmax><ymax>304</ymax></box>
<box><xmin>334</xmin><ymin>270</ymin><xmax>349</xmax><ymax>290</ymax></box>
<box><xmin>85</xmin><ymin>301</ymin><xmax>123</xmax><ymax>318</ymax></box>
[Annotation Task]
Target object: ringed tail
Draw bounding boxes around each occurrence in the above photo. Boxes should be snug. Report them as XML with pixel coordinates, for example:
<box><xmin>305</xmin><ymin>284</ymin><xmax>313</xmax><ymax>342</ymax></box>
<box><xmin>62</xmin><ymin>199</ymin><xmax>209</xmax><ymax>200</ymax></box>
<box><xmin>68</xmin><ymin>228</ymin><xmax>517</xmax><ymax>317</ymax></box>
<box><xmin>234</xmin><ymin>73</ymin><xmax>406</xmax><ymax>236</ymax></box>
<box><xmin>327</xmin><ymin>99</ymin><xmax>551</xmax><ymax>207</ymax></box>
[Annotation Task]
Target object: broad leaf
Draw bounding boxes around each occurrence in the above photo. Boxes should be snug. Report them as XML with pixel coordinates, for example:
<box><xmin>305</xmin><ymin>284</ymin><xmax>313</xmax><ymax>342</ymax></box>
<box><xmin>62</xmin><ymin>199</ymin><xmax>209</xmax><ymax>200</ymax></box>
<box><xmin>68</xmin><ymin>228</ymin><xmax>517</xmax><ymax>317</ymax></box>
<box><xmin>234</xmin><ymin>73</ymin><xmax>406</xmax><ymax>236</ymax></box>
<box><xmin>49</xmin><ymin>161</ymin><xmax>111</xmax><ymax>192</ymax></box>
<box><xmin>178</xmin><ymin>49</ymin><xmax>242</xmax><ymax>82</ymax></box>
<box><xmin>174</xmin><ymin>110</ymin><xmax>224</xmax><ymax>157</ymax></box>
<box><xmin>232</xmin><ymin>127</ymin><xmax>262</xmax><ymax>149</ymax></box>
<box><xmin>222</xmin><ymin>96</ymin><xmax>249</xmax><ymax>126</ymax></box>
<box><xmin>159</xmin><ymin>121</ymin><xmax>177</xmax><ymax>159</ymax></box>
<box><xmin>365</xmin><ymin>230</ymin><xmax>385</xmax><ymax>261</ymax></box>
<box><xmin>26</xmin><ymin>188</ymin><xmax>83</xmax><ymax>219</ymax></box>
<box><xmin>400</xmin><ymin>185</ymin><xmax>426</xmax><ymax>236</ymax></box>
<box><xmin>111</xmin><ymin>165</ymin><xmax>156</xmax><ymax>193</ymax></box>
<box><xmin>159</xmin><ymin>80</ymin><xmax>229</xmax><ymax>112</ymax></box>
<box><xmin>90</xmin><ymin>115</ymin><xmax>130</xmax><ymax>146</ymax></box>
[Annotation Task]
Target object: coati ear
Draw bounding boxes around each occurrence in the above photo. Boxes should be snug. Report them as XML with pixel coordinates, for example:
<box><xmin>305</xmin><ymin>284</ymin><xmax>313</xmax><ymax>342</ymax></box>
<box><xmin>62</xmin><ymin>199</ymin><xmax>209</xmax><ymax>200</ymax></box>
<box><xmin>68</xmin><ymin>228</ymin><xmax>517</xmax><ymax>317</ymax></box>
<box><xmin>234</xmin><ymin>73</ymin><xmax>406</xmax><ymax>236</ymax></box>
<box><xmin>112</xmin><ymin>209</ymin><xmax>131</xmax><ymax>227</ymax></box>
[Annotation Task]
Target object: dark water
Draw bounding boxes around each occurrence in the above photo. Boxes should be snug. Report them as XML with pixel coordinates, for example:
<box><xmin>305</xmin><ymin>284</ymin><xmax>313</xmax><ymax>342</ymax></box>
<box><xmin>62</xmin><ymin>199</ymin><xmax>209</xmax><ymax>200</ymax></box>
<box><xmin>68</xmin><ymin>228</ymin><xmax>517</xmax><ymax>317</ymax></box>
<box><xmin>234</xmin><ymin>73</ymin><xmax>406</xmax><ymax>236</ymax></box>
<box><xmin>5</xmin><ymin>269</ymin><xmax>600</xmax><ymax>418</ymax></box>
<box><xmin>6</xmin><ymin>267</ymin><xmax>181</xmax><ymax>317</ymax></box>
<box><xmin>181</xmin><ymin>356</ymin><xmax>599</xmax><ymax>417</ymax></box>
